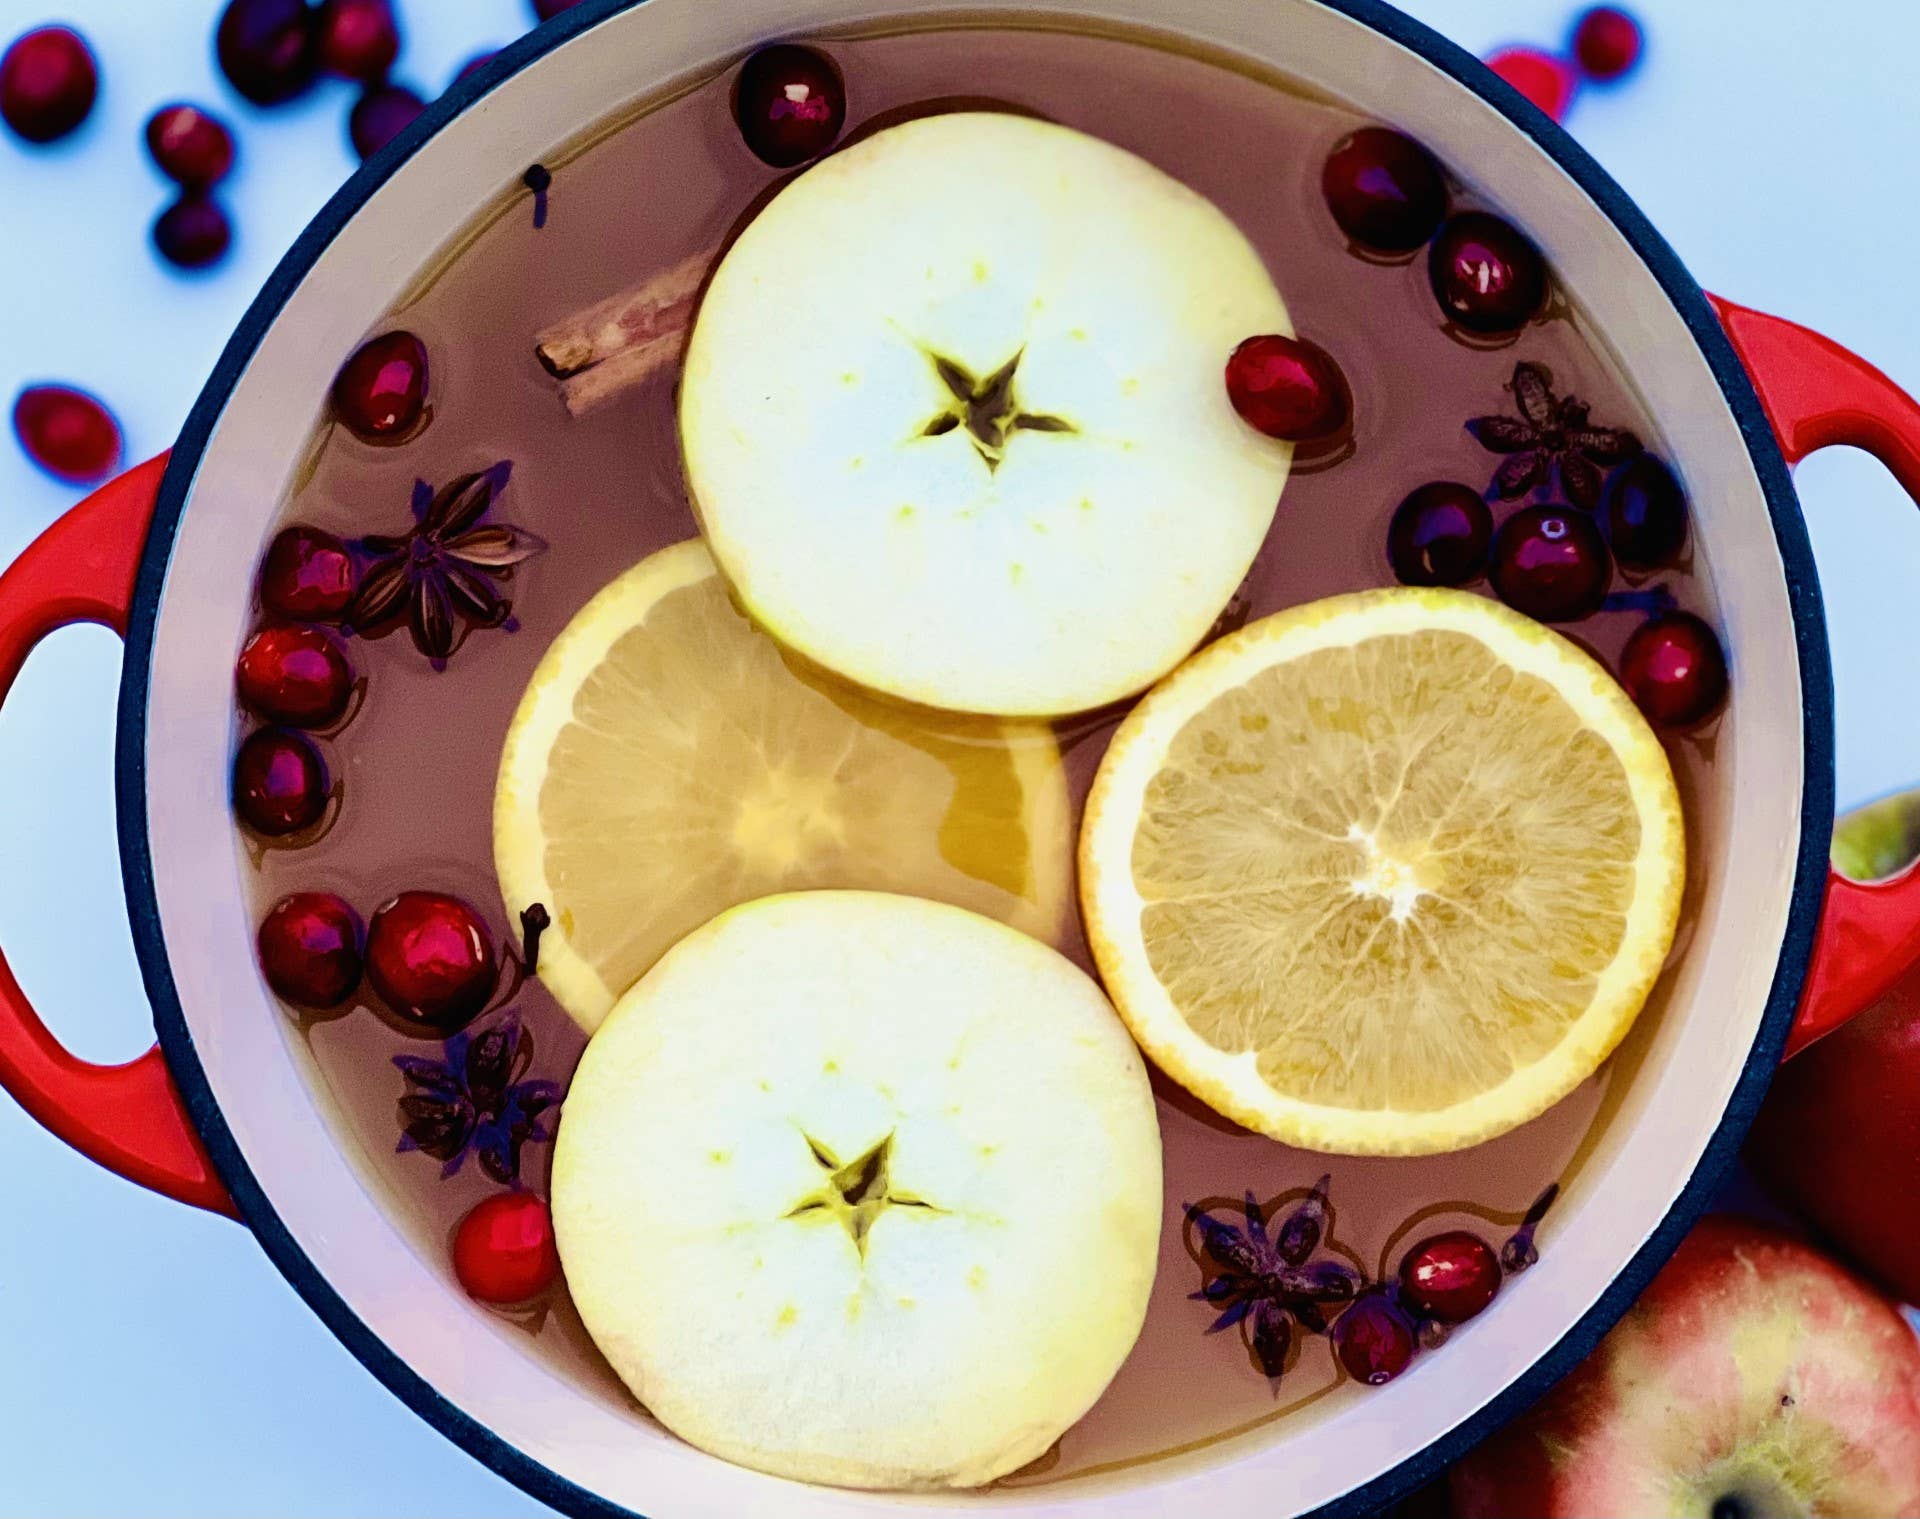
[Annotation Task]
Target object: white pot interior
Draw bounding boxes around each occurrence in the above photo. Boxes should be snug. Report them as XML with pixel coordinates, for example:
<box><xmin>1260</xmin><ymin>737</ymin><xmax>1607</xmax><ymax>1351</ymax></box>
<box><xmin>137</xmin><ymin>0</ymin><xmax>1805</xmax><ymax>1513</ymax></box>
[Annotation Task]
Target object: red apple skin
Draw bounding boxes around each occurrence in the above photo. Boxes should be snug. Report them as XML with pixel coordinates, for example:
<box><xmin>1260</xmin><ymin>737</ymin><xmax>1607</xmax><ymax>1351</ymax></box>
<box><xmin>1747</xmin><ymin>978</ymin><xmax>1920</xmax><ymax>1304</ymax></box>
<box><xmin>1450</xmin><ymin>1216</ymin><xmax>1920</xmax><ymax>1518</ymax></box>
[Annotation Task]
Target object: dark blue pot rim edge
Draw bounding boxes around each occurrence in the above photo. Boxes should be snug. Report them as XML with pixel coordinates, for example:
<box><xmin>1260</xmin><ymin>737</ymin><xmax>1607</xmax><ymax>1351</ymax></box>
<box><xmin>110</xmin><ymin>2</ymin><xmax>1833</xmax><ymax>1516</ymax></box>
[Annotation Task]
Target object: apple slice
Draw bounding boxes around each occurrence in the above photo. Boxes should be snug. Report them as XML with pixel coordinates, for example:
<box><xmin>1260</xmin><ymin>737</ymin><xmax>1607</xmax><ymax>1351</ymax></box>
<box><xmin>551</xmin><ymin>891</ymin><xmax>1163</xmax><ymax>1489</ymax></box>
<box><xmin>680</xmin><ymin>111</ymin><xmax>1292</xmax><ymax>716</ymax></box>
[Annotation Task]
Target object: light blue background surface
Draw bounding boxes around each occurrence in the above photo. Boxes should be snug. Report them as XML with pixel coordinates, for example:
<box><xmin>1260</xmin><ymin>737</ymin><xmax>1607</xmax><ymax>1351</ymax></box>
<box><xmin>0</xmin><ymin>0</ymin><xmax>1914</xmax><ymax>1513</ymax></box>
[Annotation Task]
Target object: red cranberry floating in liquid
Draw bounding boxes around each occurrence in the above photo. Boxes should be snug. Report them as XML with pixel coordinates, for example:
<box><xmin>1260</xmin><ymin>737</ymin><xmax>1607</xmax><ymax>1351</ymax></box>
<box><xmin>145</xmin><ymin>104</ymin><xmax>236</xmax><ymax>189</ymax></box>
<box><xmin>1321</xmin><ymin>127</ymin><xmax>1448</xmax><ymax>254</ymax></box>
<box><xmin>316</xmin><ymin>0</ymin><xmax>398</xmax><ymax>81</ymax></box>
<box><xmin>453</xmin><ymin>1192</ymin><xmax>560</xmax><ymax>1304</ymax></box>
<box><xmin>1388</xmin><ymin>482</ymin><xmax>1493</xmax><ymax>587</ymax></box>
<box><xmin>1399</xmin><ymin>1231</ymin><xmax>1501</xmax><ymax>1324</ymax></box>
<box><xmin>217</xmin><ymin>0</ymin><xmax>320</xmax><ymax>107</ymax></box>
<box><xmin>236</xmin><ymin>623</ymin><xmax>352</xmax><ymax>728</ymax></box>
<box><xmin>735</xmin><ymin>44</ymin><xmax>846</xmax><ymax>168</ymax></box>
<box><xmin>1485</xmin><ymin>46</ymin><xmax>1577</xmax><ymax>124</ymax></box>
<box><xmin>331</xmin><ymin>330</ymin><xmax>429</xmax><ymax>442</ymax></box>
<box><xmin>365</xmin><ymin>891</ymin><xmax>498</xmax><ymax>1032</ymax></box>
<box><xmin>1224</xmin><ymin>335</ymin><xmax>1349</xmax><ymax>442</ymax></box>
<box><xmin>1602</xmin><ymin>454</ymin><xmax>1687</xmax><ymax>572</ymax></box>
<box><xmin>1429</xmin><ymin>212</ymin><xmax>1547</xmax><ymax>336</ymax></box>
<box><xmin>0</xmin><ymin>25</ymin><xmax>97</xmax><ymax>144</ymax></box>
<box><xmin>1491</xmin><ymin>505</ymin><xmax>1611</xmax><ymax>622</ymax></box>
<box><xmin>12</xmin><ymin>385</ymin><xmax>121</xmax><ymax>484</ymax></box>
<box><xmin>152</xmin><ymin>195</ymin><xmax>233</xmax><ymax>270</ymax></box>
<box><xmin>257</xmin><ymin>891</ymin><xmax>363</xmax><ymax>1008</ymax></box>
<box><xmin>348</xmin><ymin>81</ymin><xmax>424</xmax><ymax>161</ymax></box>
<box><xmin>1573</xmin><ymin>6</ymin><xmax>1644</xmax><ymax>81</ymax></box>
<box><xmin>261</xmin><ymin>525</ymin><xmax>356</xmax><ymax>620</ymax></box>
<box><xmin>1332</xmin><ymin>1294</ymin><xmax>1418</xmax><ymax>1385</ymax></box>
<box><xmin>233</xmin><ymin>727</ymin><xmax>328</xmax><ymax>836</ymax></box>
<box><xmin>1619</xmin><ymin>611</ymin><xmax>1727</xmax><ymax>728</ymax></box>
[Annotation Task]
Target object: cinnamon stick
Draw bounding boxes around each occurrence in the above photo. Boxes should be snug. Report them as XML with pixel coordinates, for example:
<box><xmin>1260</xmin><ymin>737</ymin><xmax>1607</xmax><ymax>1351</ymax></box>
<box><xmin>533</xmin><ymin>247</ymin><xmax>712</xmax><ymax>417</ymax></box>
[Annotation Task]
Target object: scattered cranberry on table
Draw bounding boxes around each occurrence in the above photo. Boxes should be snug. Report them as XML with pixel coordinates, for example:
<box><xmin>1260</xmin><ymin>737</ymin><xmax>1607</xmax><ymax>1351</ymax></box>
<box><xmin>1601</xmin><ymin>454</ymin><xmax>1687</xmax><ymax>572</ymax></box>
<box><xmin>735</xmin><ymin>44</ymin><xmax>846</xmax><ymax>167</ymax></box>
<box><xmin>257</xmin><ymin>890</ymin><xmax>364</xmax><ymax>1008</ymax></box>
<box><xmin>331</xmin><ymin>330</ymin><xmax>429</xmax><ymax>441</ymax></box>
<box><xmin>1387</xmin><ymin>482</ymin><xmax>1492</xmax><ymax>587</ymax></box>
<box><xmin>233</xmin><ymin>727</ymin><xmax>329</xmax><ymax>836</ymax></box>
<box><xmin>11</xmin><ymin>384</ymin><xmax>121</xmax><ymax>484</ymax></box>
<box><xmin>1332</xmin><ymin>1293</ymin><xmax>1418</xmax><ymax>1385</ymax></box>
<box><xmin>217</xmin><ymin>0</ymin><xmax>321</xmax><ymax>107</ymax></box>
<box><xmin>1573</xmin><ymin>6</ymin><xmax>1644</xmax><ymax>81</ymax></box>
<box><xmin>317</xmin><ymin>0</ymin><xmax>399</xmax><ymax>82</ymax></box>
<box><xmin>1399</xmin><ymin>1231</ymin><xmax>1501</xmax><ymax>1324</ymax></box>
<box><xmin>1224</xmin><ymin>335</ymin><xmax>1349</xmax><ymax>442</ymax></box>
<box><xmin>1490</xmin><ymin>504</ymin><xmax>1611</xmax><ymax>622</ymax></box>
<box><xmin>145</xmin><ymin>104</ymin><xmax>236</xmax><ymax>189</ymax></box>
<box><xmin>236</xmin><ymin>623</ymin><xmax>353</xmax><ymax>728</ymax></box>
<box><xmin>1484</xmin><ymin>46</ymin><xmax>1577</xmax><ymax>124</ymax></box>
<box><xmin>1429</xmin><ymin>212</ymin><xmax>1547</xmax><ymax>336</ymax></box>
<box><xmin>348</xmin><ymin>81</ymin><xmax>425</xmax><ymax>160</ymax></box>
<box><xmin>453</xmin><ymin>1192</ymin><xmax>561</xmax><ymax>1305</ymax></box>
<box><xmin>152</xmin><ymin>195</ymin><xmax>234</xmax><ymax>270</ymax></box>
<box><xmin>1322</xmin><ymin>127</ymin><xmax>1448</xmax><ymax>254</ymax></box>
<box><xmin>0</xmin><ymin>25</ymin><xmax>97</xmax><ymax>144</ymax></box>
<box><xmin>366</xmin><ymin>891</ymin><xmax>499</xmax><ymax>1032</ymax></box>
<box><xmin>261</xmin><ymin>525</ymin><xmax>357</xmax><ymax>621</ymax></box>
<box><xmin>530</xmin><ymin>0</ymin><xmax>587</xmax><ymax>19</ymax></box>
<box><xmin>452</xmin><ymin>50</ymin><xmax>498</xmax><ymax>85</ymax></box>
<box><xmin>1618</xmin><ymin>611</ymin><xmax>1727</xmax><ymax>728</ymax></box>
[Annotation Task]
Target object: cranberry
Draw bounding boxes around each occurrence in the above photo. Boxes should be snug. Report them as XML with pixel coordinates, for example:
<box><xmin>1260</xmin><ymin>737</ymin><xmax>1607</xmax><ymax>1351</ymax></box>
<box><xmin>152</xmin><ymin>195</ymin><xmax>233</xmax><ymax>270</ymax></box>
<box><xmin>260</xmin><ymin>525</ymin><xmax>356</xmax><ymax>621</ymax></box>
<box><xmin>0</xmin><ymin>25</ymin><xmax>97</xmax><ymax>143</ymax></box>
<box><xmin>330</xmin><ymin>330</ymin><xmax>429</xmax><ymax>442</ymax></box>
<box><xmin>1224</xmin><ymin>335</ymin><xmax>1349</xmax><ymax>442</ymax></box>
<box><xmin>233</xmin><ymin>727</ymin><xmax>328</xmax><ymax>835</ymax></box>
<box><xmin>1490</xmin><ymin>505</ymin><xmax>1611</xmax><ymax>622</ymax></box>
<box><xmin>12</xmin><ymin>385</ymin><xmax>121</xmax><ymax>484</ymax></box>
<box><xmin>1399</xmin><ymin>1231</ymin><xmax>1501</xmax><ymax>1323</ymax></box>
<box><xmin>1321</xmin><ymin>128</ymin><xmax>1448</xmax><ymax>254</ymax></box>
<box><xmin>217</xmin><ymin>0</ymin><xmax>320</xmax><ymax>107</ymax></box>
<box><xmin>366</xmin><ymin>891</ymin><xmax>498</xmax><ymax>1031</ymax></box>
<box><xmin>348</xmin><ymin>81</ymin><xmax>424</xmax><ymax>161</ymax></box>
<box><xmin>735</xmin><ymin>44</ymin><xmax>845</xmax><ymax>168</ymax></box>
<box><xmin>257</xmin><ymin>891</ymin><xmax>363</xmax><ymax>1008</ymax></box>
<box><xmin>145</xmin><ymin>104</ymin><xmax>236</xmax><ymax>189</ymax></box>
<box><xmin>236</xmin><ymin>624</ymin><xmax>353</xmax><ymax>728</ymax></box>
<box><xmin>1573</xmin><ymin>6</ymin><xmax>1643</xmax><ymax>81</ymax></box>
<box><xmin>1486</xmin><ymin>46</ymin><xmax>1577</xmax><ymax>124</ymax></box>
<box><xmin>452</xmin><ymin>50</ymin><xmax>497</xmax><ymax>85</ymax></box>
<box><xmin>317</xmin><ymin>0</ymin><xmax>398</xmax><ymax>81</ymax></box>
<box><xmin>453</xmin><ymin>1192</ymin><xmax>560</xmax><ymax>1304</ymax></box>
<box><xmin>1429</xmin><ymin>212</ymin><xmax>1547</xmax><ymax>336</ymax></box>
<box><xmin>1388</xmin><ymin>482</ymin><xmax>1492</xmax><ymax>587</ymax></box>
<box><xmin>531</xmin><ymin>0</ymin><xmax>586</xmax><ymax>19</ymax></box>
<box><xmin>1601</xmin><ymin>454</ymin><xmax>1687</xmax><ymax>572</ymax></box>
<box><xmin>1619</xmin><ymin>611</ymin><xmax>1727</xmax><ymax>728</ymax></box>
<box><xmin>1332</xmin><ymin>1294</ymin><xmax>1418</xmax><ymax>1385</ymax></box>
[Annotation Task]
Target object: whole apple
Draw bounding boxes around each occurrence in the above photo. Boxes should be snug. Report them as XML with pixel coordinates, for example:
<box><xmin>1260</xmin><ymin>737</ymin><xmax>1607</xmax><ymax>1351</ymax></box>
<box><xmin>1450</xmin><ymin>1215</ymin><xmax>1920</xmax><ymax>1518</ymax></box>
<box><xmin>1746</xmin><ymin>792</ymin><xmax>1920</xmax><ymax>1306</ymax></box>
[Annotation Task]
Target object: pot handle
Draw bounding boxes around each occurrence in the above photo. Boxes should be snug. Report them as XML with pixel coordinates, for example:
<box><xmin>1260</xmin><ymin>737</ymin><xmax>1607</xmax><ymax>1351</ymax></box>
<box><xmin>0</xmin><ymin>454</ymin><xmax>234</xmax><ymax>1215</ymax></box>
<box><xmin>1712</xmin><ymin>295</ymin><xmax>1920</xmax><ymax>1059</ymax></box>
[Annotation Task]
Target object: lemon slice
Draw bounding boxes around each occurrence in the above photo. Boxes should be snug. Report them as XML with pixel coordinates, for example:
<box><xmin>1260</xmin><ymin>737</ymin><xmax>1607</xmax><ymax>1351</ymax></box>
<box><xmin>496</xmin><ymin>540</ymin><xmax>1070</xmax><ymax>1030</ymax></box>
<box><xmin>1080</xmin><ymin>588</ymin><xmax>1686</xmax><ymax>1155</ymax></box>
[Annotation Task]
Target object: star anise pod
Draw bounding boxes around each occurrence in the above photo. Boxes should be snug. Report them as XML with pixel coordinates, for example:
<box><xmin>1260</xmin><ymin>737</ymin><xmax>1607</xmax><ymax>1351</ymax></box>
<box><xmin>346</xmin><ymin>461</ymin><xmax>544</xmax><ymax>667</ymax></box>
<box><xmin>1467</xmin><ymin>362</ymin><xmax>1641</xmax><ymax>508</ymax></box>
<box><xmin>1187</xmin><ymin>1177</ymin><xmax>1362</xmax><ymax>1388</ymax></box>
<box><xmin>394</xmin><ymin>1012</ymin><xmax>561</xmax><ymax>1183</ymax></box>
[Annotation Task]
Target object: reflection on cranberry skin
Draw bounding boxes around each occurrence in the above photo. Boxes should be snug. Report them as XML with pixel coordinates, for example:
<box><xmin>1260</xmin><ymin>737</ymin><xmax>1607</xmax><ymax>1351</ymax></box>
<box><xmin>257</xmin><ymin>891</ymin><xmax>364</xmax><ymax>1008</ymax></box>
<box><xmin>1489</xmin><ymin>504</ymin><xmax>1611</xmax><ymax>622</ymax></box>
<box><xmin>0</xmin><ymin>26</ymin><xmax>97</xmax><ymax>144</ymax></box>
<box><xmin>331</xmin><ymin>330</ymin><xmax>429</xmax><ymax>441</ymax></box>
<box><xmin>1321</xmin><ymin>128</ymin><xmax>1448</xmax><ymax>254</ymax></box>
<box><xmin>233</xmin><ymin>728</ymin><xmax>328</xmax><ymax>836</ymax></box>
<box><xmin>1388</xmin><ymin>483</ymin><xmax>1493</xmax><ymax>587</ymax></box>
<box><xmin>1429</xmin><ymin>213</ymin><xmax>1547</xmax><ymax>336</ymax></box>
<box><xmin>1224</xmin><ymin>335</ymin><xmax>1349</xmax><ymax>441</ymax></box>
<box><xmin>1619</xmin><ymin>612</ymin><xmax>1727</xmax><ymax>728</ymax></box>
<box><xmin>735</xmin><ymin>45</ymin><xmax>846</xmax><ymax>168</ymax></box>
<box><xmin>365</xmin><ymin>891</ymin><xmax>499</xmax><ymax>1032</ymax></box>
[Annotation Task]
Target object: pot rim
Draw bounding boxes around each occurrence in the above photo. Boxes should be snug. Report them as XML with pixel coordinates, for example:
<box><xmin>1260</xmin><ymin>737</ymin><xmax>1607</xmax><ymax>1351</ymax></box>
<box><xmin>112</xmin><ymin>0</ymin><xmax>1835</xmax><ymax>1514</ymax></box>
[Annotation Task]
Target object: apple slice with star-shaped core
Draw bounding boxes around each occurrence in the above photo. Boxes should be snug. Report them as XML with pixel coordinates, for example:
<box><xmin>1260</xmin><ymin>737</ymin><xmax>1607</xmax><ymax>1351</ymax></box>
<box><xmin>680</xmin><ymin>111</ymin><xmax>1293</xmax><ymax>716</ymax></box>
<box><xmin>551</xmin><ymin>891</ymin><xmax>1163</xmax><ymax>1489</ymax></box>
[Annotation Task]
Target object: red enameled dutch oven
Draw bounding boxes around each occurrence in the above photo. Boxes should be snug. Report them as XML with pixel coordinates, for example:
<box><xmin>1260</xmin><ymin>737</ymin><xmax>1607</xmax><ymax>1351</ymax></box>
<box><xmin>3</xmin><ymin>0</ymin><xmax>1919</xmax><ymax>1514</ymax></box>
